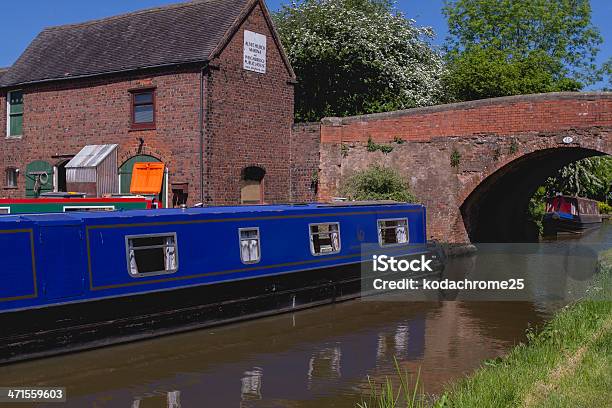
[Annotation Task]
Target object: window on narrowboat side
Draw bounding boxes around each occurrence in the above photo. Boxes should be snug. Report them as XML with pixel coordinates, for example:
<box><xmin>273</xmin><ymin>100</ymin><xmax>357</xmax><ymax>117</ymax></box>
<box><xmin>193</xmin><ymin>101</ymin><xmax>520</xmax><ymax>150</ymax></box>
<box><xmin>309</xmin><ymin>223</ymin><xmax>341</xmax><ymax>255</ymax></box>
<box><xmin>126</xmin><ymin>233</ymin><xmax>178</xmax><ymax>276</ymax></box>
<box><xmin>378</xmin><ymin>218</ymin><xmax>409</xmax><ymax>246</ymax></box>
<box><xmin>239</xmin><ymin>228</ymin><xmax>261</xmax><ymax>264</ymax></box>
<box><xmin>63</xmin><ymin>206</ymin><xmax>115</xmax><ymax>212</ymax></box>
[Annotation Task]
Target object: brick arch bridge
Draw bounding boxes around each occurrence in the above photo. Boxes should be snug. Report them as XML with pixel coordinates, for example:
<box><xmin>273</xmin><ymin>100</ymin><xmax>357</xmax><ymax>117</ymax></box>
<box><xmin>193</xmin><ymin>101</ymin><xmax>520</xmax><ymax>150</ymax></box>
<box><xmin>292</xmin><ymin>92</ymin><xmax>612</xmax><ymax>243</ymax></box>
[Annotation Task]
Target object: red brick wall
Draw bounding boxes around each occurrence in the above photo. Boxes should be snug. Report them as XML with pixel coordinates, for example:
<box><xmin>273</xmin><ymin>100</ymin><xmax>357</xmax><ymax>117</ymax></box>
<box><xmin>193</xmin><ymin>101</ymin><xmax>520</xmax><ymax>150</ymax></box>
<box><xmin>290</xmin><ymin>122</ymin><xmax>320</xmax><ymax>202</ymax></box>
<box><xmin>0</xmin><ymin>1</ymin><xmax>295</xmax><ymax>206</ymax></box>
<box><xmin>205</xmin><ymin>2</ymin><xmax>294</xmax><ymax>204</ymax></box>
<box><xmin>315</xmin><ymin>92</ymin><xmax>612</xmax><ymax>242</ymax></box>
<box><xmin>321</xmin><ymin>93</ymin><xmax>612</xmax><ymax>143</ymax></box>
<box><xmin>0</xmin><ymin>68</ymin><xmax>201</xmax><ymax>202</ymax></box>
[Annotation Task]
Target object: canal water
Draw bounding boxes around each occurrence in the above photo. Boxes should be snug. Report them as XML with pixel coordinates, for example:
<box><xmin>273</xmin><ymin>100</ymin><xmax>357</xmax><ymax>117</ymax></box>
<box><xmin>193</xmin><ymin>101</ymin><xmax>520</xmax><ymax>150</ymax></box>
<box><xmin>2</xmin><ymin>223</ymin><xmax>611</xmax><ymax>408</ymax></box>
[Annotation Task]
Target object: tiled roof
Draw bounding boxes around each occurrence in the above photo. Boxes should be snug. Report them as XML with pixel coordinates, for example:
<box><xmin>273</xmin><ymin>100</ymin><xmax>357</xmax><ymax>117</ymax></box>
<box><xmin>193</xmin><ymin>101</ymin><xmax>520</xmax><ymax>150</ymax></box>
<box><xmin>0</xmin><ymin>0</ymin><xmax>250</xmax><ymax>87</ymax></box>
<box><xmin>0</xmin><ymin>67</ymin><xmax>8</xmax><ymax>81</ymax></box>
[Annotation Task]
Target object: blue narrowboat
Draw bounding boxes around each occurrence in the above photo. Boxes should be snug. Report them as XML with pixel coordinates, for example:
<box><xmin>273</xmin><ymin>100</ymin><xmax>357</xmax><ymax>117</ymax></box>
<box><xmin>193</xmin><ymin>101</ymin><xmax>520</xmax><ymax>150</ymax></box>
<box><xmin>0</xmin><ymin>202</ymin><xmax>441</xmax><ymax>363</ymax></box>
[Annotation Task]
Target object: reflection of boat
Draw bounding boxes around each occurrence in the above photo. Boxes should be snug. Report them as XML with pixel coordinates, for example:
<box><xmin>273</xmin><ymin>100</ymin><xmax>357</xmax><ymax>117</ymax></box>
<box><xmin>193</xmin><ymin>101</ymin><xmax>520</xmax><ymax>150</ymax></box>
<box><xmin>0</xmin><ymin>201</ymin><xmax>441</xmax><ymax>364</ymax></box>
<box><xmin>542</xmin><ymin>195</ymin><xmax>602</xmax><ymax>235</ymax></box>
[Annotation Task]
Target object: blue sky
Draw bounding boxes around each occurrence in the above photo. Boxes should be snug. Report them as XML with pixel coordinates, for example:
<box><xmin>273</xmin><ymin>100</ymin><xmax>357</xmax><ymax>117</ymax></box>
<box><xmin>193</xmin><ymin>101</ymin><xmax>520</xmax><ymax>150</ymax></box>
<box><xmin>1</xmin><ymin>0</ymin><xmax>610</xmax><ymax>88</ymax></box>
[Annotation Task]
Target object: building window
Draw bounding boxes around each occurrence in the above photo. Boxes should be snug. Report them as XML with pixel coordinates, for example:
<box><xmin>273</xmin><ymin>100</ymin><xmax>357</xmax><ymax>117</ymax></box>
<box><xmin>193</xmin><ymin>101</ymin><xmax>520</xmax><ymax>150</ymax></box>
<box><xmin>309</xmin><ymin>223</ymin><xmax>341</xmax><ymax>255</ymax></box>
<box><xmin>7</xmin><ymin>90</ymin><xmax>23</xmax><ymax>137</ymax></box>
<box><xmin>378</xmin><ymin>218</ymin><xmax>409</xmax><ymax>246</ymax></box>
<box><xmin>240</xmin><ymin>166</ymin><xmax>265</xmax><ymax>204</ymax></box>
<box><xmin>239</xmin><ymin>227</ymin><xmax>261</xmax><ymax>264</ymax></box>
<box><xmin>5</xmin><ymin>168</ymin><xmax>17</xmax><ymax>187</ymax></box>
<box><xmin>130</xmin><ymin>89</ymin><xmax>155</xmax><ymax>129</ymax></box>
<box><xmin>126</xmin><ymin>233</ymin><xmax>178</xmax><ymax>276</ymax></box>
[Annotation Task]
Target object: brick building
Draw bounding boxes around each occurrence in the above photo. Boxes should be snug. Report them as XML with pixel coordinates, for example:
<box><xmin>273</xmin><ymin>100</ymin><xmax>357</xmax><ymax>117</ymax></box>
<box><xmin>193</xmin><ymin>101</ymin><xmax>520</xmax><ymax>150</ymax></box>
<box><xmin>0</xmin><ymin>0</ymin><xmax>296</xmax><ymax>207</ymax></box>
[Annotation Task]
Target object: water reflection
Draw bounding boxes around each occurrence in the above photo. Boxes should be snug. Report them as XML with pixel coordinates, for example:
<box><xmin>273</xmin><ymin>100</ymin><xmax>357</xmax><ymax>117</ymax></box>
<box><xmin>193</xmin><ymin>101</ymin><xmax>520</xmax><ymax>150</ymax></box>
<box><xmin>0</xmin><ymin>301</ymin><xmax>546</xmax><ymax>408</ymax></box>
<box><xmin>0</xmin><ymin>224</ymin><xmax>609</xmax><ymax>408</ymax></box>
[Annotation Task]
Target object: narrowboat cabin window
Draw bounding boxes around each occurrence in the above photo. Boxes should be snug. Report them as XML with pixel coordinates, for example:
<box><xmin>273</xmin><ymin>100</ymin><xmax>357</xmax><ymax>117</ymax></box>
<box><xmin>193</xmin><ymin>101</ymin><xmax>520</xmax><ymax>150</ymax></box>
<box><xmin>63</xmin><ymin>206</ymin><xmax>115</xmax><ymax>212</ymax></box>
<box><xmin>239</xmin><ymin>228</ymin><xmax>261</xmax><ymax>264</ymax></box>
<box><xmin>309</xmin><ymin>223</ymin><xmax>341</xmax><ymax>255</ymax></box>
<box><xmin>126</xmin><ymin>233</ymin><xmax>178</xmax><ymax>276</ymax></box>
<box><xmin>378</xmin><ymin>218</ymin><xmax>409</xmax><ymax>246</ymax></box>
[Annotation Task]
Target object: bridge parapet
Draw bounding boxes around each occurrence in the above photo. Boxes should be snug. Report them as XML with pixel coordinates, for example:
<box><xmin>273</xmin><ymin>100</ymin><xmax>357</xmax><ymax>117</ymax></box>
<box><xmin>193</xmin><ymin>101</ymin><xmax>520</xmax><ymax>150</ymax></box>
<box><xmin>320</xmin><ymin>92</ymin><xmax>612</xmax><ymax>144</ymax></box>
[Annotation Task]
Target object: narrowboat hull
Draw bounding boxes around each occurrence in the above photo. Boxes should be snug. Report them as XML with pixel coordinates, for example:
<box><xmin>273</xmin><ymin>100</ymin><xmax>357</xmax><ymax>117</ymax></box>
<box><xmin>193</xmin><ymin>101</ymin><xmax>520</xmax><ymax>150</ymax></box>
<box><xmin>0</xmin><ymin>202</ymin><xmax>441</xmax><ymax>364</ymax></box>
<box><xmin>0</xmin><ymin>252</ymin><xmax>442</xmax><ymax>365</ymax></box>
<box><xmin>542</xmin><ymin>212</ymin><xmax>602</xmax><ymax>235</ymax></box>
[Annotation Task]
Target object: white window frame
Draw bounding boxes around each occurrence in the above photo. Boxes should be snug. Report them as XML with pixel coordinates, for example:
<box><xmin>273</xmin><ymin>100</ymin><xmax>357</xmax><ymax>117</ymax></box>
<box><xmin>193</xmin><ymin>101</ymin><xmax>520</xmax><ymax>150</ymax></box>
<box><xmin>238</xmin><ymin>227</ymin><xmax>261</xmax><ymax>264</ymax></box>
<box><xmin>0</xmin><ymin>207</ymin><xmax>11</xmax><ymax>215</ymax></box>
<box><xmin>309</xmin><ymin>222</ymin><xmax>341</xmax><ymax>256</ymax></box>
<box><xmin>377</xmin><ymin>218</ymin><xmax>409</xmax><ymax>247</ymax></box>
<box><xmin>63</xmin><ymin>205</ymin><xmax>115</xmax><ymax>212</ymax></box>
<box><xmin>5</xmin><ymin>167</ymin><xmax>17</xmax><ymax>187</ymax></box>
<box><xmin>6</xmin><ymin>90</ymin><xmax>23</xmax><ymax>138</ymax></box>
<box><xmin>125</xmin><ymin>232</ymin><xmax>179</xmax><ymax>277</ymax></box>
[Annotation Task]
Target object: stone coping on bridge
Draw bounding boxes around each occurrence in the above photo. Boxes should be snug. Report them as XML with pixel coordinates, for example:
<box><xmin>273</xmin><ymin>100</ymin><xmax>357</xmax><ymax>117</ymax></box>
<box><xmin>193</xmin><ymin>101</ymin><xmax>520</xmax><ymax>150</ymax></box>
<box><xmin>318</xmin><ymin>92</ymin><xmax>612</xmax><ymax>143</ymax></box>
<box><xmin>321</xmin><ymin>92</ymin><xmax>612</xmax><ymax>124</ymax></box>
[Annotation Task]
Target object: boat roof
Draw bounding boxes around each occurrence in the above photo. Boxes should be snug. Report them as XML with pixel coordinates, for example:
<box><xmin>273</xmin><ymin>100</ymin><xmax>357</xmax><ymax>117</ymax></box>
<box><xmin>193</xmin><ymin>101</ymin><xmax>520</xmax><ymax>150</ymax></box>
<box><xmin>1</xmin><ymin>202</ymin><xmax>422</xmax><ymax>225</ymax></box>
<box><xmin>548</xmin><ymin>195</ymin><xmax>598</xmax><ymax>203</ymax></box>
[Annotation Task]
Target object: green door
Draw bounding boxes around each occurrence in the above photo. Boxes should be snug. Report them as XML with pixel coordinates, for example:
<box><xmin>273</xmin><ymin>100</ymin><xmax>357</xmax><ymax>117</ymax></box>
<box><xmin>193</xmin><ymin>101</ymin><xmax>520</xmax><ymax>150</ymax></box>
<box><xmin>25</xmin><ymin>160</ymin><xmax>54</xmax><ymax>198</ymax></box>
<box><xmin>119</xmin><ymin>155</ymin><xmax>166</xmax><ymax>207</ymax></box>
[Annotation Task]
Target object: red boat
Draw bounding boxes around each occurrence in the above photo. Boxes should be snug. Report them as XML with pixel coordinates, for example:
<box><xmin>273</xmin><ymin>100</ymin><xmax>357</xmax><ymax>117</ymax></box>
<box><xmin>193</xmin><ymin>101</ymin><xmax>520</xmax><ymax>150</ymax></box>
<box><xmin>543</xmin><ymin>195</ymin><xmax>602</xmax><ymax>235</ymax></box>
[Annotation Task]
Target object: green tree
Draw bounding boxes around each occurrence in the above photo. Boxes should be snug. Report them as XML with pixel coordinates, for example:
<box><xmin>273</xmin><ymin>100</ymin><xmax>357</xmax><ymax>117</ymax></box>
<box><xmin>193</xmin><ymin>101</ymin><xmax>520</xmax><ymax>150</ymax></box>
<box><xmin>545</xmin><ymin>156</ymin><xmax>612</xmax><ymax>201</ymax></box>
<box><xmin>443</xmin><ymin>0</ymin><xmax>603</xmax><ymax>101</ymax></box>
<box><xmin>274</xmin><ymin>0</ymin><xmax>446</xmax><ymax>121</ymax></box>
<box><xmin>340</xmin><ymin>164</ymin><xmax>416</xmax><ymax>202</ymax></box>
<box><xmin>444</xmin><ymin>48</ymin><xmax>582</xmax><ymax>101</ymax></box>
<box><xmin>601</xmin><ymin>57</ymin><xmax>612</xmax><ymax>91</ymax></box>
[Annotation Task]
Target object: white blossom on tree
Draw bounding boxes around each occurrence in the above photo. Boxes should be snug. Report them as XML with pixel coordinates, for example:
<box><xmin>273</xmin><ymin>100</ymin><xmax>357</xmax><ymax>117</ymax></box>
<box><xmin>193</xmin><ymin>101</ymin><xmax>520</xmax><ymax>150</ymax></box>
<box><xmin>274</xmin><ymin>0</ymin><xmax>447</xmax><ymax>121</ymax></box>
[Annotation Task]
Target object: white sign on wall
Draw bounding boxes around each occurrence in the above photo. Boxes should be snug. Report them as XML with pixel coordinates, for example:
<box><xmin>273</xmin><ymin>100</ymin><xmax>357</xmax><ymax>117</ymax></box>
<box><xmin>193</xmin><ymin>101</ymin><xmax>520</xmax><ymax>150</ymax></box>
<box><xmin>244</xmin><ymin>30</ymin><xmax>267</xmax><ymax>74</ymax></box>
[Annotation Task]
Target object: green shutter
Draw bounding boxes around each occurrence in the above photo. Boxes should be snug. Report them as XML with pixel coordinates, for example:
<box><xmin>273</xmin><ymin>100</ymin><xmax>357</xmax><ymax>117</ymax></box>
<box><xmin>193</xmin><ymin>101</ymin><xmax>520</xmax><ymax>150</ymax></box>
<box><xmin>8</xmin><ymin>91</ymin><xmax>24</xmax><ymax>136</ymax></box>
<box><xmin>9</xmin><ymin>115</ymin><xmax>22</xmax><ymax>136</ymax></box>
<box><xmin>9</xmin><ymin>91</ymin><xmax>23</xmax><ymax>113</ymax></box>
<box><xmin>25</xmin><ymin>161</ymin><xmax>54</xmax><ymax>198</ymax></box>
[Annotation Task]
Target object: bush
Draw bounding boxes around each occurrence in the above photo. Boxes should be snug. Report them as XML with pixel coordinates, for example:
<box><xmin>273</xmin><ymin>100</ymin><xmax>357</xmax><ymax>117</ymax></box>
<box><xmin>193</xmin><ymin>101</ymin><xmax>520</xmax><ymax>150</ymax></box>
<box><xmin>340</xmin><ymin>165</ymin><xmax>416</xmax><ymax>202</ymax></box>
<box><xmin>598</xmin><ymin>201</ymin><xmax>612</xmax><ymax>214</ymax></box>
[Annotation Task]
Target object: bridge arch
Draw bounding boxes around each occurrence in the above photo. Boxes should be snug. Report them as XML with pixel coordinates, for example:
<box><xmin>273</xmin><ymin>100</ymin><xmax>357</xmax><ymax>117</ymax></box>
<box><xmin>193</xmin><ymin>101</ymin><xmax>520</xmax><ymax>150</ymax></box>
<box><xmin>460</xmin><ymin>145</ymin><xmax>609</xmax><ymax>243</ymax></box>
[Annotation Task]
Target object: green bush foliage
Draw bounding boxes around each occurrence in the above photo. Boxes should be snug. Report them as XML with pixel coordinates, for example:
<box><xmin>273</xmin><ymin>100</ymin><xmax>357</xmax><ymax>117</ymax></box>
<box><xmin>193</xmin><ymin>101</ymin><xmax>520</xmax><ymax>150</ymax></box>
<box><xmin>340</xmin><ymin>165</ymin><xmax>416</xmax><ymax>202</ymax></box>
<box><xmin>598</xmin><ymin>201</ymin><xmax>612</xmax><ymax>214</ymax></box>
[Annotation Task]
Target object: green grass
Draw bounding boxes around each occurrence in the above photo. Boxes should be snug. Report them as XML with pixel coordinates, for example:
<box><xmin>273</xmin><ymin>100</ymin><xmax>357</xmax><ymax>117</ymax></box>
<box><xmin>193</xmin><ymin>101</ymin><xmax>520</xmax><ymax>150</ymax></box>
<box><xmin>435</xmin><ymin>260</ymin><xmax>612</xmax><ymax>408</ymax></box>
<box><xmin>358</xmin><ymin>359</ymin><xmax>428</xmax><ymax>408</ymax></box>
<box><xmin>358</xmin><ymin>256</ymin><xmax>612</xmax><ymax>408</ymax></box>
<box><xmin>537</xmin><ymin>329</ymin><xmax>612</xmax><ymax>408</ymax></box>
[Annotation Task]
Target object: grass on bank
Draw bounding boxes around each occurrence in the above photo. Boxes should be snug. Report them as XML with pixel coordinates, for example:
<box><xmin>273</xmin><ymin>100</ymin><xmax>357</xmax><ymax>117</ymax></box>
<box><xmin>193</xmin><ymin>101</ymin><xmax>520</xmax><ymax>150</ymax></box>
<box><xmin>357</xmin><ymin>360</ymin><xmax>427</xmax><ymax>408</ymax></box>
<box><xmin>359</xmin><ymin>254</ymin><xmax>612</xmax><ymax>408</ymax></box>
